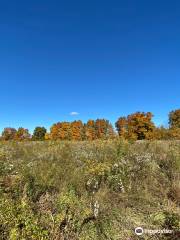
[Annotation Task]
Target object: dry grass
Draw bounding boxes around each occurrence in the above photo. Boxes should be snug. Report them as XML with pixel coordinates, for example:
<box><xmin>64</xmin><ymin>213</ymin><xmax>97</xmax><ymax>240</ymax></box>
<box><xmin>0</xmin><ymin>139</ymin><xmax>179</xmax><ymax>239</ymax></box>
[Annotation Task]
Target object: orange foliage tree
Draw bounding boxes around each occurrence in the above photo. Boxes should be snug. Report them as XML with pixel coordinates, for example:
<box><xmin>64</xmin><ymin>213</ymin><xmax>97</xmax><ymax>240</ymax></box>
<box><xmin>50</xmin><ymin>122</ymin><xmax>71</xmax><ymax>140</ymax></box>
<box><xmin>71</xmin><ymin>120</ymin><xmax>84</xmax><ymax>141</ymax></box>
<box><xmin>49</xmin><ymin>119</ymin><xmax>115</xmax><ymax>141</ymax></box>
<box><xmin>116</xmin><ymin>112</ymin><xmax>155</xmax><ymax>140</ymax></box>
<box><xmin>95</xmin><ymin>119</ymin><xmax>115</xmax><ymax>139</ymax></box>
<box><xmin>84</xmin><ymin>120</ymin><xmax>96</xmax><ymax>140</ymax></box>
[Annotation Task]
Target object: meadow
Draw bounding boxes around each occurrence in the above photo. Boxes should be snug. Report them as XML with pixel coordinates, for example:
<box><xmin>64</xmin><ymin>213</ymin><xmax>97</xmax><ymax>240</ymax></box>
<box><xmin>0</xmin><ymin>139</ymin><xmax>179</xmax><ymax>240</ymax></box>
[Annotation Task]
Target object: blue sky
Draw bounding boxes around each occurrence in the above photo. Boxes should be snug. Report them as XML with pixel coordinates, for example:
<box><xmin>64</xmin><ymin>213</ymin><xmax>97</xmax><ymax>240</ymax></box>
<box><xmin>0</xmin><ymin>0</ymin><xmax>179</xmax><ymax>133</ymax></box>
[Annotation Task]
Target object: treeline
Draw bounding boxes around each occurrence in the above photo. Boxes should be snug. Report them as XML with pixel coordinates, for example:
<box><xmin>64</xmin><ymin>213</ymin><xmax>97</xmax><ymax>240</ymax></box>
<box><xmin>1</xmin><ymin>109</ymin><xmax>180</xmax><ymax>141</ymax></box>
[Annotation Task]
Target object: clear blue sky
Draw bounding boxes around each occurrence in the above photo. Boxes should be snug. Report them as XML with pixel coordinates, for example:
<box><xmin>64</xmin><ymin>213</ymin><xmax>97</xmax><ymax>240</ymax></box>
<box><xmin>0</xmin><ymin>0</ymin><xmax>179</xmax><ymax>133</ymax></box>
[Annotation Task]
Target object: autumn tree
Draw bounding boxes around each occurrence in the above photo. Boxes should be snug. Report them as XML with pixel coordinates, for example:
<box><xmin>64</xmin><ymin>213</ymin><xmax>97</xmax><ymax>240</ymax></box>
<box><xmin>107</xmin><ymin>122</ymin><xmax>116</xmax><ymax>139</ymax></box>
<box><xmin>95</xmin><ymin>119</ymin><xmax>115</xmax><ymax>139</ymax></box>
<box><xmin>15</xmin><ymin>127</ymin><xmax>31</xmax><ymax>141</ymax></box>
<box><xmin>84</xmin><ymin>120</ymin><xmax>96</xmax><ymax>140</ymax></box>
<box><xmin>71</xmin><ymin>120</ymin><xmax>84</xmax><ymax>141</ymax></box>
<box><xmin>1</xmin><ymin>128</ymin><xmax>17</xmax><ymax>140</ymax></box>
<box><xmin>168</xmin><ymin>128</ymin><xmax>180</xmax><ymax>139</ymax></box>
<box><xmin>32</xmin><ymin>127</ymin><xmax>47</xmax><ymax>140</ymax></box>
<box><xmin>44</xmin><ymin>132</ymin><xmax>51</xmax><ymax>140</ymax></box>
<box><xmin>50</xmin><ymin>122</ymin><xmax>71</xmax><ymax>140</ymax></box>
<box><xmin>169</xmin><ymin>109</ymin><xmax>180</xmax><ymax>129</ymax></box>
<box><xmin>115</xmin><ymin>117</ymin><xmax>127</xmax><ymax>138</ymax></box>
<box><xmin>116</xmin><ymin>112</ymin><xmax>155</xmax><ymax>140</ymax></box>
<box><xmin>50</xmin><ymin>123</ymin><xmax>60</xmax><ymax>140</ymax></box>
<box><xmin>49</xmin><ymin>119</ymin><xmax>115</xmax><ymax>141</ymax></box>
<box><xmin>59</xmin><ymin>122</ymin><xmax>71</xmax><ymax>140</ymax></box>
<box><xmin>153</xmin><ymin>126</ymin><xmax>169</xmax><ymax>140</ymax></box>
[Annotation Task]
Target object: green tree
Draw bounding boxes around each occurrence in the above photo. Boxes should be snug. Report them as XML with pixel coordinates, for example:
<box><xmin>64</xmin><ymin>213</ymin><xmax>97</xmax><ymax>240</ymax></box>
<box><xmin>32</xmin><ymin>127</ymin><xmax>47</xmax><ymax>140</ymax></box>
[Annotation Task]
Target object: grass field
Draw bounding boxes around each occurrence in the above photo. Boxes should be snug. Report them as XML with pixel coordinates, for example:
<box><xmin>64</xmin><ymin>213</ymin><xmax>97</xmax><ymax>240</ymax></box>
<box><xmin>0</xmin><ymin>140</ymin><xmax>179</xmax><ymax>239</ymax></box>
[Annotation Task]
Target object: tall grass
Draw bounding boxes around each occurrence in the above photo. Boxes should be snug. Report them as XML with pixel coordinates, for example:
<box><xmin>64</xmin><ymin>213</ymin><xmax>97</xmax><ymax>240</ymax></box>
<box><xmin>0</xmin><ymin>140</ymin><xmax>179</xmax><ymax>239</ymax></box>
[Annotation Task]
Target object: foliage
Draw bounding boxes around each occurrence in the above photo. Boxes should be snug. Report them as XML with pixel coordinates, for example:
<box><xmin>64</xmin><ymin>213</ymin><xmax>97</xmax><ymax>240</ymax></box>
<box><xmin>154</xmin><ymin>126</ymin><xmax>180</xmax><ymax>140</ymax></box>
<box><xmin>1</xmin><ymin>109</ymin><xmax>180</xmax><ymax>141</ymax></box>
<box><xmin>169</xmin><ymin>109</ymin><xmax>180</xmax><ymax>129</ymax></box>
<box><xmin>50</xmin><ymin>122</ymin><xmax>71</xmax><ymax>140</ymax></box>
<box><xmin>32</xmin><ymin>127</ymin><xmax>47</xmax><ymax>141</ymax></box>
<box><xmin>71</xmin><ymin>121</ymin><xmax>84</xmax><ymax>141</ymax></box>
<box><xmin>49</xmin><ymin>119</ymin><xmax>116</xmax><ymax>141</ymax></box>
<box><xmin>154</xmin><ymin>126</ymin><xmax>170</xmax><ymax>140</ymax></box>
<box><xmin>2</xmin><ymin>128</ymin><xmax>17</xmax><ymax>140</ymax></box>
<box><xmin>95</xmin><ymin>119</ymin><xmax>115</xmax><ymax>139</ymax></box>
<box><xmin>84</xmin><ymin>120</ymin><xmax>96</xmax><ymax>140</ymax></box>
<box><xmin>116</xmin><ymin>112</ymin><xmax>155</xmax><ymax>140</ymax></box>
<box><xmin>15</xmin><ymin>127</ymin><xmax>31</xmax><ymax>141</ymax></box>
